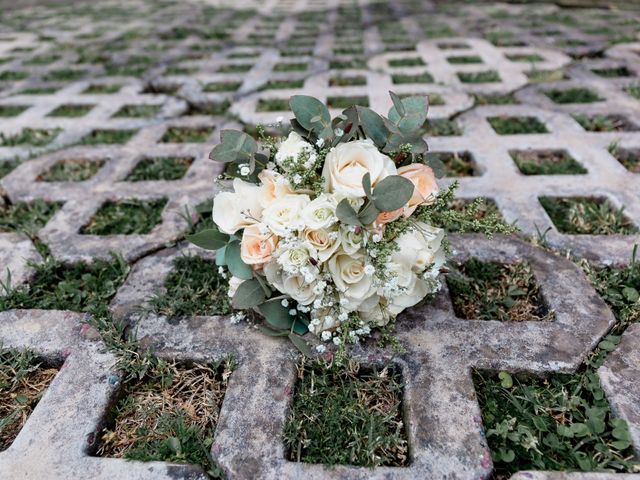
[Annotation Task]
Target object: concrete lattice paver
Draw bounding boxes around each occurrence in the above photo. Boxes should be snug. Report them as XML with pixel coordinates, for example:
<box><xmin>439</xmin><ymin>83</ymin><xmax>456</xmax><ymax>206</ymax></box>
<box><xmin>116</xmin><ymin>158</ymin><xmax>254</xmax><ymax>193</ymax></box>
<box><xmin>0</xmin><ymin>0</ymin><xmax>639</xmax><ymax>479</ymax></box>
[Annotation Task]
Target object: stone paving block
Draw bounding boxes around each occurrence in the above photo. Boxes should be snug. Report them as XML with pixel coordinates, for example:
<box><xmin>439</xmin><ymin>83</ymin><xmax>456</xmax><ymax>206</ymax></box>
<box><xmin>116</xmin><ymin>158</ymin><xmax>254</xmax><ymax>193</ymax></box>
<box><xmin>109</xmin><ymin>235</ymin><xmax>620</xmax><ymax>479</ymax></box>
<box><xmin>0</xmin><ymin>232</ymin><xmax>42</xmax><ymax>287</ymax></box>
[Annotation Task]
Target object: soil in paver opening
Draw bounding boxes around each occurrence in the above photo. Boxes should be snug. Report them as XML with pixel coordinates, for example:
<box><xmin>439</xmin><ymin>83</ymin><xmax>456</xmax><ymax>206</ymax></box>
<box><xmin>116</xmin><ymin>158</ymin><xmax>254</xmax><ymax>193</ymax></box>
<box><xmin>0</xmin><ymin>350</ymin><xmax>59</xmax><ymax>452</ymax></box>
<box><xmin>284</xmin><ymin>359</ymin><xmax>408</xmax><ymax>467</ymax></box>
<box><xmin>81</xmin><ymin>198</ymin><xmax>167</xmax><ymax>235</ymax></box>
<box><xmin>37</xmin><ymin>158</ymin><xmax>105</xmax><ymax>182</ymax></box>
<box><xmin>540</xmin><ymin>197</ymin><xmax>638</xmax><ymax>235</ymax></box>
<box><xmin>447</xmin><ymin>258</ymin><xmax>554</xmax><ymax>322</ymax></box>
<box><xmin>510</xmin><ymin>149</ymin><xmax>587</xmax><ymax>175</ymax></box>
<box><xmin>429</xmin><ymin>151</ymin><xmax>476</xmax><ymax>177</ymax></box>
<box><xmin>96</xmin><ymin>361</ymin><xmax>231</xmax><ymax>477</ymax></box>
<box><xmin>203</xmin><ymin>81</ymin><xmax>241</xmax><ymax>92</ymax></box>
<box><xmin>572</xmin><ymin>114</ymin><xmax>637</xmax><ymax>133</ymax></box>
<box><xmin>610</xmin><ymin>147</ymin><xmax>640</xmax><ymax>173</ymax></box>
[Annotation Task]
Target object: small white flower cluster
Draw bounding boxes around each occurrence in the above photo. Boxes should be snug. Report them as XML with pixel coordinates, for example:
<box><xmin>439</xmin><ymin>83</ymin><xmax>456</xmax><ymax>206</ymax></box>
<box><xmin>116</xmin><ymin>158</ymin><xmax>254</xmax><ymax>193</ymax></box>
<box><xmin>212</xmin><ymin>131</ymin><xmax>445</xmax><ymax>338</ymax></box>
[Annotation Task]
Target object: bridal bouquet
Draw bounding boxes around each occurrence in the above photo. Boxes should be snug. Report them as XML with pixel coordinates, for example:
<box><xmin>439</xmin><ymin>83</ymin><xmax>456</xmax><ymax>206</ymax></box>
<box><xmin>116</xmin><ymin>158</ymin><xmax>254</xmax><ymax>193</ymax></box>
<box><xmin>188</xmin><ymin>93</ymin><xmax>505</xmax><ymax>352</ymax></box>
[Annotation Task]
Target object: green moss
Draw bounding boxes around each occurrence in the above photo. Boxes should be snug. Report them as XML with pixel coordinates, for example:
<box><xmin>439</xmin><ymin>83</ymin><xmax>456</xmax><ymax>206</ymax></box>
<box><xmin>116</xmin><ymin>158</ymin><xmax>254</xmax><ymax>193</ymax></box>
<box><xmin>18</xmin><ymin>86</ymin><xmax>60</xmax><ymax>95</ymax></box>
<box><xmin>447</xmin><ymin>55</ymin><xmax>483</xmax><ymax>64</ymax></box>
<box><xmin>506</xmin><ymin>53</ymin><xmax>544</xmax><ymax>62</ymax></box>
<box><xmin>216</xmin><ymin>64</ymin><xmax>252</xmax><ymax>73</ymax></box>
<box><xmin>260</xmin><ymin>79</ymin><xmax>304</xmax><ymax>90</ymax></box>
<box><xmin>256</xmin><ymin>98</ymin><xmax>289</xmax><ymax>112</ymax></box>
<box><xmin>82</xmin><ymin>199</ymin><xmax>167</xmax><ymax>235</ymax></box>
<box><xmin>540</xmin><ymin>197</ymin><xmax>637</xmax><ymax>235</ymax></box>
<box><xmin>388</xmin><ymin>57</ymin><xmax>425</xmax><ymax>67</ymax></box>
<box><xmin>391</xmin><ymin>72</ymin><xmax>434</xmax><ymax>84</ymax></box>
<box><xmin>473</xmin><ymin>93</ymin><xmax>519</xmax><ymax>105</ymax></box>
<box><xmin>42</xmin><ymin>69</ymin><xmax>86</xmax><ymax>81</ymax></box>
<box><xmin>624</xmin><ymin>83</ymin><xmax>640</xmax><ymax>100</ymax></box>
<box><xmin>511</xmin><ymin>150</ymin><xmax>587</xmax><ymax>175</ymax></box>
<box><xmin>273</xmin><ymin>62</ymin><xmax>307</xmax><ymax>72</ymax></box>
<box><xmin>126</xmin><ymin>157</ymin><xmax>192</xmax><ymax>182</ymax></box>
<box><xmin>0</xmin><ymin>71</ymin><xmax>29</xmax><ymax>81</ymax></box>
<box><xmin>424</xmin><ymin>118</ymin><xmax>462</xmax><ymax>136</ymax></box>
<box><xmin>526</xmin><ymin>69</ymin><xmax>566</xmax><ymax>83</ymax></box>
<box><xmin>24</xmin><ymin>54</ymin><xmax>60</xmax><ymax>65</ymax></box>
<box><xmin>457</xmin><ymin>70</ymin><xmax>501</xmax><ymax>83</ymax></box>
<box><xmin>430</xmin><ymin>151</ymin><xmax>475</xmax><ymax>177</ymax></box>
<box><xmin>591</xmin><ymin>66</ymin><xmax>630</xmax><ymax>78</ymax></box>
<box><xmin>488</xmin><ymin>116</ymin><xmax>548</xmax><ymax>135</ymax></box>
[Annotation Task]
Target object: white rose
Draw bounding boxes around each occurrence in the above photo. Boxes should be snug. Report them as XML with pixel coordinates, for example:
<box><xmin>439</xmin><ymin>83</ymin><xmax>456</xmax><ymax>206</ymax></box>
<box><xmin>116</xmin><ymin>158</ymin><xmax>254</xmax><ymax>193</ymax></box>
<box><xmin>212</xmin><ymin>178</ymin><xmax>263</xmax><ymax>234</ymax></box>
<box><xmin>262</xmin><ymin>194</ymin><xmax>310</xmax><ymax>236</ymax></box>
<box><xmin>358</xmin><ymin>296</ymin><xmax>393</xmax><ymax>326</ymax></box>
<box><xmin>389</xmin><ymin>277</ymin><xmax>433</xmax><ymax>313</ymax></box>
<box><xmin>227</xmin><ymin>276</ymin><xmax>244</xmax><ymax>298</ymax></box>
<box><xmin>322</xmin><ymin>139</ymin><xmax>397</xmax><ymax>198</ymax></box>
<box><xmin>328</xmin><ymin>249</ymin><xmax>376</xmax><ymax>310</ymax></box>
<box><xmin>392</xmin><ymin>223</ymin><xmax>445</xmax><ymax>272</ymax></box>
<box><xmin>277</xmin><ymin>240</ymin><xmax>317</xmax><ymax>274</ymax></box>
<box><xmin>258</xmin><ymin>169</ymin><xmax>293</xmax><ymax>208</ymax></box>
<box><xmin>301</xmin><ymin>194</ymin><xmax>337</xmax><ymax>230</ymax></box>
<box><xmin>339</xmin><ymin>225</ymin><xmax>366</xmax><ymax>255</ymax></box>
<box><xmin>264</xmin><ymin>261</ymin><xmax>317</xmax><ymax>305</ymax></box>
<box><xmin>302</xmin><ymin>227</ymin><xmax>341</xmax><ymax>262</ymax></box>
<box><xmin>275</xmin><ymin>132</ymin><xmax>314</xmax><ymax>166</ymax></box>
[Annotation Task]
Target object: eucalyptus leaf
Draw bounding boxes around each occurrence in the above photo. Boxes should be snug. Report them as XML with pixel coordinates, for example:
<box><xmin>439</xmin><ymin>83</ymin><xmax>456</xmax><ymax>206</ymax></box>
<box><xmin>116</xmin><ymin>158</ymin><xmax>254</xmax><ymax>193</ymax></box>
<box><xmin>232</xmin><ymin>279</ymin><xmax>265</xmax><ymax>309</ymax></box>
<box><xmin>288</xmin><ymin>333</ymin><xmax>312</xmax><ymax>356</ymax></box>
<box><xmin>425</xmin><ymin>152</ymin><xmax>446</xmax><ymax>178</ymax></box>
<box><xmin>259</xmin><ymin>299</ymin><xmax>295</xmax><ymax>330</ymax></box>
<box><xmin>357</xmin><ymin>106</ymin><xmax>389</xmax><ymax>148</ymax></box>
<box><xmin>388</xmin><ymin>95</ymin><xmax>429</xmax><ymax>135</ymax></box>
<box><xmin>258</xmin><ymin>326</ymin><xmax>290</xmax><ymax>337</ymax></box>
<box><xmin>290</xmin><ymin>118</ymin><xmax>309</xmax><ymax>137</ymax></box>
<box><xmin>292</xmin><ymin>318</ymin><xmax>309</xmax><ymax>335</ymax></box>
<box><xmin>371</xmin><ymin>175</ymin><xmax>414</xmax><ymax>212</ymax></box>
<box><xmin>336</xmin><ymin>198</ymin><xmax>362</xmax><ymax>226</ymax></box>
<box><xmin>362</xmin><ymin>172</ymin><xmax>373</xmax><ymax>200</ymax></box>
<box><xmin>389</xmin><ymin>91</ymin><xmax>405</xmax><ymax>117</ymax></box>
<box><xmin>209</xmin><ymin>130</ymin><xmax>257</xmax><ymax>163</ymax></box>
<box><xmin>289</xmin><ymin>95</ymin><xmax>331</xmax><ymax>136</ymax></box>
<box><xmin>358</xmin><ymin>202</ymin><xmax>380</xmax><ymax>225</ymax></box>
<box><xmin>226</xmin><ymin>240</ymin><xmax>253</xmax><ymax>280</ymax></box>
<box><xmin>186</xmin><ymin>229</ymin><xmax>229</xmax><ymax>251</ymax></box>
<box><xmin>215</xmin><ymin>245</ymin><xmax>227</xmax><ymax>266</ymax></box>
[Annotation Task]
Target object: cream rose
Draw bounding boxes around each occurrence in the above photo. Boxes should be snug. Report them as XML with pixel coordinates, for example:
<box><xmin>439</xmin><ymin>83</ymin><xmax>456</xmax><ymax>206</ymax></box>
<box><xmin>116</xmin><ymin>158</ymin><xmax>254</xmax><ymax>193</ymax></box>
<box><xmin>322</xmin><ymin>140</ymin><xmax>397</xmax><ymax>198</ymax></box>
<box><xmin>302</xmin><ymin>227</ymin><xmax>341</xmax><ymax>262</ymax></box>
<box><xmin>339</xmin><ymin>225</ymin><xmax>366</xmax><ymax>255</ymax></box>
<box><xmin>264</xmin><ymin>261</ymin><xmax>317</xmax><ymax>305</ymax></box>
<box><xmin>262</xmin><ymin>194</ymin><xmax>310</xmax><ymax>236</ymax></box>
<box><xmin>212</xmin><ymin>178</ymin><xmax>264</xmax><ymax>234</ymax></box>
<box><xmin>301</xmin><ymin>194</ymin><xmax>338</xmax><ymax>230</ymax></box>
<box><xmin>397</xmin><ymin>163</ymin><xmax>439</xmax><ymax>216</ymax></box>
<box><xmin>275</xmin><ymin>131</ymin><xmax>313</xmax><ymax>166</ymax></box>
<box><xmin>392</xmin><ymin>223</ymin><xmax>445</xmax><ymax>273</ymax></box>
<box><xmin>328</xmin><ymin>249</ymin><xmax>376</xmax><ymax>310</ymax></box>
<box><xmin>277</xmin><ymin>240</ymin><xmax>317</xmax><ymax>274</ymax></box>
<box><xmin>240</xmin><ymin>224</ymin><xmax>278</xmax><ymax>266</ymax></box>
<box><xmin>258</xmin><ymin>169</ymin><xmax>293</xmax><ymax>208</ymax></box>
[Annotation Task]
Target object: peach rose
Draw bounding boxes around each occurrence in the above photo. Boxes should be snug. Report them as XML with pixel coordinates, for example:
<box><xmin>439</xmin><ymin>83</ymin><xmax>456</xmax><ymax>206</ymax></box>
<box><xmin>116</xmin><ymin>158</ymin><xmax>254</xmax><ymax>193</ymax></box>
<box><xmin>375</xmin><ymin>207</ymin><xmax>403</xmax><ymax>226</ymax></box>
<box><xmin>258</xmin><ymin>169</ymin><xmax>293</xmax><ymax>208</ymax></box>
<box><xmin>240</xmin><ymin>224</ymin><xmax>279</xmax><ymax>265</ymax></box>
<box><xmin>397</xmin><ymin>163</ymin><xmax>439</xmax><ymax>216</ymax></box>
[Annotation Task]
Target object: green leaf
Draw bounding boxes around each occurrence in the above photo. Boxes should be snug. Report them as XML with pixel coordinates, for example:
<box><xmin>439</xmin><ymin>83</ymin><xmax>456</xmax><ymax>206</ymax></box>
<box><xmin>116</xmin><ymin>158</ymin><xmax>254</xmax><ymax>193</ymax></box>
<box><xmin>362</xmin><ymin>172</ymin><xmax>373</xmax><ymax>200</ymax></box>
<box><xmin>289</xmin><ymin>95</ymin><xmax>331</xmax><ymax>137</ymax></box>
<box><xmin>388</xmin><ymin>95</ymin><xmax>429</xmax><ymax>135</ymax></box>
<box><xmin>288</xmin><ymin>333</ymin><xmax>312</xmax><ymax>356</ymax></box>
<box><xmin>185</xmin><ymin>229</ymin><xmax>229</xmax><ymax>251</ymax></box>
<box><xmin>498</xmin><ymin>371</ymin><xmax>513</xmax><ymax>388</ymax></box>
<box><xmin>622</xmin><ymin>286</ymin><xmax>639</xmax><ymax>302</ymax></box>
<box><xmin>209</xmin><ymin>130</ymin><xmax>257</xmax><ymax>163</ymax></box>
<box><xmin>232</xmin><ymin>279</ymin><xmax>265</xmax><ymax>308</ymax></box>
<box><xmin>358</xmin><ymin>202</ymin><xmax>380</xmax><ymax>225</ymax></box>
<box><xmin>499</xmin><ymin>449</ymin><xmax>515</xmax><ymax>463</ymax></box>
<box><xmin>371</xmin><ymin>175</ymin><xmax>414</xmax><ymax>212</ymax></box>
<box><xmin>425</xmin><ymin>153</ymin><xmax>446</xmax><ymax>178</ymax></box>
<box><xmin>226</xmin><ymin>240</ymin><xmax>253</xmax><ymax>280</ymax></box>
<box><xmin>598</xmin><ymin>340</ymin><xmax>617</xmax><ymax>352</ymax></box>
<box><xmin>257</xmin><ymin>326</ymin><xmax>290</xmax><ymax>337</ymax></box>
<box><xmin>389</xmin><ymin>91</ymin><xmax>405</xmax><ymax>117</ymax></box>
<box><xmin>336</xmin><ymin>198</ymin><xmax>362</xmax><ymax>226</ymax></box>
<box><xmin>357</xmin><ymin>106</ymin><xmax>389</xmax><ymax>148</ymax></box>
<box><xmin>14</xmin><ymin>394</ymin><xmax>28</xmax><ymax>404</ymax></box>
<box><xmin>215</xmin><ymin>246</ymin><xmax>226</xmax><ymax>266</ymax></box>
<box><xmin>259</xmin><ymin>299</ymin><xmax>295</xmax><ymax>330</ymax></box>
<box><xmin>569</xmin><ymin>422</ymin><xmax>589</xmax><ymax>437</ymax></box>
<box><xmin>168</xmin><ymin>437</ymin><xmax>181</xmax><ymax>454</ymax></box>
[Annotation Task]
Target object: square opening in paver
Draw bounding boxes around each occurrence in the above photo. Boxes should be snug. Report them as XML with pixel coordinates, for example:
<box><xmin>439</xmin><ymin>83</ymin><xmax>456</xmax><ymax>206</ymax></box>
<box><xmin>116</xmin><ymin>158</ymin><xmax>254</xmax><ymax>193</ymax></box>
<box><xmin>0</xmin><ymin>71</ymin><xmax>29</xmax><ymax>81</ymax></box>
<box><xmin>510</xmin><ymin>149</ymin><xmax>587</xmax><ymax>175</ymax></box>
<box><xmin>125</xmin><ymin>156</ymin><xmax>193</xmax><ymax>182</ymax></box>
<box><xmin>0</xmin><ymin>105</ymin><xmax>28</xmax><ymax>117</ymax></box>
<box><xmin>429</xmin><ymin>151</ymin><xmax>477</xmax><ymax>177</ymax></box>
<box><xmin>0</xmin><ymin>350</ymin><xmax>59</xmax><ymax>452</ymax></box>
<box><xmin>330</xmin><ymin>59</ymin><xmax>367</xmax><ymax>69</ymax></box>
<box><xmin>391</xmin><ymin>72</ymin><xmax>434</xmax><ymax>84</ymax></box>
<box><xmin>488</xmin><ymin>116</ymin><xmax>548</xmax><ymax>135</ymax></box>
<box><xmin>432</xmin><ymin>198</ymin><xmax>506</xmax><ymax>233</ymax></box>
<box><xmin>42</xmin><ymin>69</ymin><xmax>86</xmax><ymax>81</ymax></box>
<box><xmin>328</xmin><ymin>76</ymin><xmax>367</xmax><ymax>87</ymax></box>
<box><xmin>457</xmin><ymin>70</ymin><xmax>501</xmax><ymax>83</ymax></box>
<box><xmin>81</xmin><ymin>198</ymin><xmax>167</xmax><ymax>235</ymax></box>
<box><xmin>388</xmin><ymin>57</ymin><xmax>425</xmax><ymax>67</ymax></box>
<box><xmin>47</xmin><ymin>104</ymin><xmax>94</xmax><ymax>117</ymax></box>
<box><xmin>217</xmin><ymin>63</ymin><xmax>253</xmax><ymax>73</ymax></box>
<box><xmin>113</xmin><ymin>104</ymin><xmax>161</xmax><ymax>118</ymax></box>
<box><xmin>572</xmin><ymin>114</ymin><xmax>637</xmax><ymax>132</ymax></box>
<box><xmin>80</xmin><ymin>129</ymin><xmax>137</xmax><ymax>145</ymax></box>
<box><xmin>18</xmin><ymin>86</ymin><xmax>60</xmax><ymax>95</ymax></box>
<box><xmin>284</xmin><ymin>359</ymin><xmax>408</xmax><ymax>467</ymax></box>
<box><xmin>437</xmin><ymin>42</ymin><xmax>470</xmax><ymax>49</ymax></box>
<box><xmin>610</xmin><ymin>146</ymin><xmax>640</xmax><ymax>173</ymax></box>
<box><xmin>160</xmin><ymin>126</ymin><xmax>213</xmax><ymax>143</ymax></box>
<box><xmin>83</xmin><ymin>84</ymin><xmax>122</xmax><ymax>94</ymax></box>
<box><xmin>256</xmin><ymin>98</ymin><xmax>289</xmax><ymax>112</ymax></box>
<box><xmin>147</xmin><ymin>255</ymin><xmax>231</xmax><ymax>317</ymax></box>
<box><xmin>184</xmin><ymin>100</ymin><xmax>230</xmax><ymax>116</ymax></box>
<box><xmin>260</xmin><ymin>79</ymin><xmax>304</xmax><ymax>90</ymax></box>
<box><xmin>0</xmin><ymin>159</ymin><xmax>19</xmax><ymax>179</ymax></box>
<box><xmin>473</xmin><ymin>369</ymin><xmax>637</xmax><ymax>476</ymax></box>
<box><xmin>37</xmin><ymin>158</ymin><xmax>105</xmax><ymax>182</ymax></box>
<box><xmin>591</xmin><ymin>66</ymin><xmax>631</xmax><ymax>78</ymax></box>
<box><xmin>327</xmin><ymin>96</ymin><xmax>369</xmax><ymax>109</ymax></box>
<box><xmin>424</xmin><ymin>118</ymin><xmax>462</xmax><ymax>136</ymax></box>
<box><xmin>624</xmin><ymin>83</ymin><xmax>640</xmax><ymax>100</ymax></box>
<box><xmin>473</xmin><ymin>93</ymin><xmax>519</xmax><ymax>105</ymax></box>
<box><xmin>526</xmin><ymin>69</ymin><xmax>567</xmax><ymax>83</ymax></box>
<box><xmin>273</xmin><ymin>62</ymin><xmax>308</xmax><ymax>72</ymax></box>
<box><xmin>539</xmin><ymin>197</ymin><xmax>638</xmax><ymax>235</ymax></box>
<box><xmin>544</xmin><ymin>87</ymin><xmax>604</xmax><ymax>104</ymax></box>
<box><xmin>0</xmin><ymin>200</ymin><xmax>61</xmax><ymax>237</ymax></box>
<box><xmin>447</xmin><ymin>258</ymin><xmax>554</xmax><ymax>321</ymax></box>
<box><xmin>447</xmin><ymin>55</ymin><xmax>483</xmax><ymax>64</ymax></box>
<box><xmin>0</xmin><ymin>128</ymin><xmax>60</xmax><ymax>147</ymax></box>
<box><xmin>95</xmin><ymin>360</ymin><xmax>232</xmax><ymax>475</ymax></box>
<box><xmin>203</xmin><ymin>81</ymin><xmax>241</xmax><ymax>92</ymax></box>
<box><xmin>506</xmin><ymin>53</ymin><xmax>544</xmax><ymax>62</ymax></box>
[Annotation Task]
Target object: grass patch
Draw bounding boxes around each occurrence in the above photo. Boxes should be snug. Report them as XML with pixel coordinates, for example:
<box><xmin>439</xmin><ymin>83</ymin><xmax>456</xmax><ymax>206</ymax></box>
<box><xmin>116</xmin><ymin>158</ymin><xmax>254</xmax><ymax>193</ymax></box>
<box><xmin>506</xmin><ymin>53</ymin><xmax>544</xmax><ymax>62</ymax></box>
<box><xmin>256</xmin><ymin>98</ymin><xmax>289</xmax><ymax>112</ymax></box>
<box><xmin>447</xmin><ymin>55</ymin><xmax>483</xmax><ymax>64</ymax></box>
<box><xmin>0</xmin><ymin>105</ymin><xmax>27</xmax><ymax>117</ymax></box>
<box><xmin>47</xmin><ymin>104</ymin><xmax>93</xmax><ymax>117</ymax></box>
<box><xmin>432</xmin><ymin>198</ymin><xmax>505</xmax><ymax>233</ymax></box>
<box><xmin>260</xmin><ymin>79</ymin><xmax>304</xmax><ymax>90</ymax></box>
<box><xmin>96</xmin><ymin>360</ymin><xmax>230</xmax><ymax>478</ymax></box>
<box><xmin>430</xmin><ymin>151</ymin><xmax>475</xmax><ymax>177</ymax></box>
<box><xmin>329</xmin><ymin>76</ymin><xmax>366</xmax><ymax>87</ymax></box>
<box><xmin>624</xmin><ymin>83</ymin><xmax>640</xmax><ymax>100</ymax></box>
<box><xmin>113</xmin><ymin>105</ymin><xmax>161</xmax><ymax>118</ymax></box>
<box><xmin>24</xmin><ymin>54</ymin><xmax>60</xmax><ymax>66</ymax></box>
<box><xmin>160</xmin><ymin>127</ymin><xmax>213</xmax><ymax>143</ymax></box>
<box><xmin>0</xmin><ymin>128</ymin><xmax>60</xmax><ymax>147</ymax></box>
<box><xmin>591</xmin><ymin>66</ymin><xmax>630</xmax><ymax>78</ymax></box>
<box><xmin>216</xmin><ymin>64</ymin><xmax>252</xmax><ymax>73</ymax></box>
<box><xmin>488</xmin><ymin>116</ymin><xmax>548</xmax><ymax>135</ymax></box>
<box><xmin>544</xmin><ymin>88</ymin><xmax>603</xmax><ymax>104</ymax></box>
<box><xmin>391</xmin><ymin>72</ymin><xmax>433</xmax><ymax>84</ymax></box>
<box><xmin>126</xmin><ymin>157</ymin><xmax>193</xmax><ymax>182</ymax></box>
<box><xmin>511</xmin><ymin>150</ymin><xmax>587</xmax><ymax>175</ymax></box>
<box><xmin>540</xmin><ymin>197</ymin><xmax>637</xmax><ymax>235</ymax></box>
<box><xmin>610</xmin><ymin>146</ymin><xmax>640</xmax><ymax>173</ymax></box>
<box><xmin>37</xmin><ymin>159</ymin><xmax>104</xmax><ymax>182</ymax></box>
<box><xmin>273</xmin><ymin>62</ymin><xmax>307</xmax><ymax>72</ymax></box>
<box><xmin>83</xmin><ymin>84</ymin><xmax>122</xmax><ymax>94</ymax></box>
<box><xmin>457</xmin><ymin>70</ymin><xmax>501</xmax><ymax>83</ymax></box>
<box><xmin>147</xmin><ymin>255</ymin><xmax>231</xmax><ymax>317</ymax></box>
<box><xmin>329</xmin><ymin>59</ymin><xmax>367</xmax><ymax>70</ymax></box>
<box><xmin>80</xmin><ymin>129</ymin><xmax>137</xmax><ymax>145</ymax></box>
<box><xmin>526</xmin><ymin>69</ymin><xmax>566</xmax><ymax>83</ymax></box>
<box><xmin>327</xmin><ymin>96</ymin><xmax>369</xmax><ymax>109</ymax></box>
<box><xmin>437</xmin><ymin>42</ymin><xmax>470</xmax><ymax>49</ymax></box>
<box><xmin>424</xmin><ymin>118</ymin><xmax>461</xmax><ymax>136</ymax></box>
<box><xmin>0</xmin><ymin>350</ymin><xmax>58</xmax><ymax>451</ymax></box>
<box><xmin>18</xmin><ymin>86</ymin><xmax>59</xmax><ymax>95</ymax></box>
<box><xmin>0</xmin><ymin>255</ymin><xmax>128</xmax><ymax>312</ymax></box>
<box><xmin>572</xmin><ymin>114</ymin><xmax>636</xmax><ymax>132</ymax></box>
<box><xmin>283</xmin><ymin>359</ymin><xmax>408</xmax><ymax>467</ymax></box>
<box><xmin>0</xmin><ymin>159</ymin><xmax>20</xmax><ymax>179</ymax></box>
<box><xmin>203</xmin><ymin>81</ymin><xmax>241</xmax><ymax>92</ymax></box>
<box><xmin>42</xmin><ymin>69</ymin><xmax>86</xmax><ymax>81</ymax></box>
<box><xmin>81</xmin><ymin>199</ymin><xmax>167</xmax><ymax>235</ymax></box>
<box><xmin>447</xmin><ymin>258</ymin><xmax>553</xmax><ymax>321</ymax></box>
<box><xmin>388</xmin><ymin>57</ymin><xmax>425</xmax><ymax>67</ymax></box>
<box><xmin>183</xmin><ymin>101</ymin><xmax>230</xmax><ymax>116</ymax></box>
<box><xmin>473</xmin><ymin>93</ymin><xmax>519</xmax><ymax>105</ymax></box>
<box><xmin>0</xmin><ymin>71</ymin><xmax>29</xmax><ymax>81</ymax></box>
